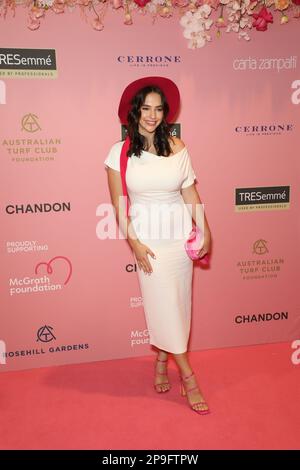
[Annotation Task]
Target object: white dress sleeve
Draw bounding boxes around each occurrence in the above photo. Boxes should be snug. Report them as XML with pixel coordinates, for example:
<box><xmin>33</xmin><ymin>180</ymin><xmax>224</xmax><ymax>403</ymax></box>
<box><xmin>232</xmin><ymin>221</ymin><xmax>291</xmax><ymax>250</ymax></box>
<box><xmin>103</xmin><ymin>141</ymin><xmax>123</xmax><ymax>172</ymax></box>
<box><xmin>181</xmin><ymin>148</ymin><xmax>197</xmax><ymax>189</ymax></box>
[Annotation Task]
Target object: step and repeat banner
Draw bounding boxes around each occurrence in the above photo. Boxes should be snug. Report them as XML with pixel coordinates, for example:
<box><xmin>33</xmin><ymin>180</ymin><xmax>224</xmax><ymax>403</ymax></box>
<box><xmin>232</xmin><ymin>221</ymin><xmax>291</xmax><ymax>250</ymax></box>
<box><xmin>0</xmin><ymin>9</ymin><xmax>299</xmax><ymax>371</ymax></box>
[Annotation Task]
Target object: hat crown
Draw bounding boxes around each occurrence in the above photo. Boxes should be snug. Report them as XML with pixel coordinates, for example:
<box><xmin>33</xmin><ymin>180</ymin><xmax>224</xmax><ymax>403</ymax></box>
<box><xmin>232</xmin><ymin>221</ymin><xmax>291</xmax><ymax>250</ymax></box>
<box><xmin>118</xmin><ymin>76</ymin><xmax>180</xmax><ymax>126</ymax></box>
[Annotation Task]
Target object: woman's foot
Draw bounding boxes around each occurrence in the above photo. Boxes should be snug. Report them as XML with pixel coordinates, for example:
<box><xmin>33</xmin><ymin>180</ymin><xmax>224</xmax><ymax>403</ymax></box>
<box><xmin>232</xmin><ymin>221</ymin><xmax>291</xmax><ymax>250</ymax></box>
<box><xmin>154</xmin><ymin>355</ymin><xmax>171</xmax><ymax>393</ymax></box>
<box><xmin>180</xmin><ymin>371</ymin><xmax>209</xmax><ymax>414</ymax></box>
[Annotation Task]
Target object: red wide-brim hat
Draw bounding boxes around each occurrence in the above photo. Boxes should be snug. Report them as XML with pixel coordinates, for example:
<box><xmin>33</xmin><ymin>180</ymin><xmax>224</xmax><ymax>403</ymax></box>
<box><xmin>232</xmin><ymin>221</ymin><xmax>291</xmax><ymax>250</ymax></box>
<box><xmin>118</xmin><ymin>76</ymin><xmax>180</xmax><ymax>125</ymax></box>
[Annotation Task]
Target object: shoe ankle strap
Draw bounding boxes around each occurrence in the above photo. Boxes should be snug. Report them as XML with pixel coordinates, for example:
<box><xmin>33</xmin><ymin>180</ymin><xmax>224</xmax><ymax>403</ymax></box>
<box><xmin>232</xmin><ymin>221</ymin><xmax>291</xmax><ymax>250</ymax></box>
<box><xmin>181</xmin><ymin>371</ymin><xmax>194</xmax><ymax>381</ymax></box>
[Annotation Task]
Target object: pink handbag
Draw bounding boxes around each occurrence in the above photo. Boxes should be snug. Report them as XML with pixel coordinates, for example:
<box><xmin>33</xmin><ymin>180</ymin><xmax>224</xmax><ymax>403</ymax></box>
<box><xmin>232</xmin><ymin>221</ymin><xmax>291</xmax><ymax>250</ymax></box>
<box><xmin>120</xmin><ymin>138</ymin><xmax>209</xmax><ymax>263</ymax></box>
<box><xmin>184</xmin><ymin>225</ymin><xmax>209</xmax><ymax>263</ymax></box>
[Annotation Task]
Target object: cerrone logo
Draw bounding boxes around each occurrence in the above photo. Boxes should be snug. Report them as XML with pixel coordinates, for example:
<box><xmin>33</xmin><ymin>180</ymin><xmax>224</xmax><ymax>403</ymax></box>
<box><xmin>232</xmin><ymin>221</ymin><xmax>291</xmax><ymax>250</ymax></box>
<box><xmin>0</xmin><ymin>80</ymin><xmax>6</xmax><ymax>104</ymax></box>
<box><xmin>117</xmin><ymin>55</ymin><xmax>181</xmax><ymax>67</ymax></box>
<box><xmin>235</xmin><ymin>123</ymin><xmax>293</xmax><ymax>136</ymax></box>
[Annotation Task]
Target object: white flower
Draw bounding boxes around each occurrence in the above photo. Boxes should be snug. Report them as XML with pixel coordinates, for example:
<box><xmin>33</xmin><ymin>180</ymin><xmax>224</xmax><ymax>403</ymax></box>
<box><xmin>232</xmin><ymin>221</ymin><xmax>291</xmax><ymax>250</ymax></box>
<box><xmin>38</xmin><ymin>0</ymin><xmax>54</xmax><ymax>6</ymax></box>
<box><xmin>239</xmin><ymin>30</ymin><xmax>250</xmax><ymax>40</ymax></box>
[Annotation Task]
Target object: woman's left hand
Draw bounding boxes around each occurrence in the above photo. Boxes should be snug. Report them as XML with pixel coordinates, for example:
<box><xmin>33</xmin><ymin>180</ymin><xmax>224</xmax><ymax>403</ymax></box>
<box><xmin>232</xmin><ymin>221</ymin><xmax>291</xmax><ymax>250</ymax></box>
<box><xmin>197</xmin><ymin>230</ymin><xmax>211</xmax><ymax>259</ymax></box>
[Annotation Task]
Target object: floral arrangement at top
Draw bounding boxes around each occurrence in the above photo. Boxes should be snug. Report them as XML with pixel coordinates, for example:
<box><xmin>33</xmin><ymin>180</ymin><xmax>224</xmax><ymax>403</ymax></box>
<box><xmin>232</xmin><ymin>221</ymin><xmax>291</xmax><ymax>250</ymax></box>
<box><xmin>0</xmin><ymin>0</ymin><xmax>300</xmax><ymax>48</ymax></box>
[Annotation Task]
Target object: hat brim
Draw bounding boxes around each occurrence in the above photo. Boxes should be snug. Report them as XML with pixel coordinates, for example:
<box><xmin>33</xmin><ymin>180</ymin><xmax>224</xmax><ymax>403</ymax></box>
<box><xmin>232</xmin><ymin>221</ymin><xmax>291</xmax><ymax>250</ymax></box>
<box><xmin>118</xmin><ymin>76</ymin><xmax>180</xmax><ymax>125</ymax></box>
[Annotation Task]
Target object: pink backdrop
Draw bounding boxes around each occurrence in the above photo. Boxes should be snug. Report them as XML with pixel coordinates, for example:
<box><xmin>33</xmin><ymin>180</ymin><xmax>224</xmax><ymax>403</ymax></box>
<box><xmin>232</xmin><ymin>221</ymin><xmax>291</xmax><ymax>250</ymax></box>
<box><xmin>1</xmin><ymin>9</ymin><xmax>300</xmax><ymax>372</ymax></box>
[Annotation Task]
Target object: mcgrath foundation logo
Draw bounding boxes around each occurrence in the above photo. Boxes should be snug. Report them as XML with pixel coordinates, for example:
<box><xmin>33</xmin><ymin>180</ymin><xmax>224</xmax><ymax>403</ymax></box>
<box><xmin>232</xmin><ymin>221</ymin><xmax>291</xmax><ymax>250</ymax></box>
<box><xmin>8</xmin><ymin>255</ymin><xmax>73</xmax><ymax>296</ymax></box>
<box><xmin>35</xmin><ymin>256</ymin><xmax>72</xmax><ymax>285</ymax></box>
<box><xmin>130</xmin><ymin>329</ymin><xmax>149</xmax><ymax>348</ymax></box>
<box><xmin>37</xmin><ymin>325</ymin><xmax>56</xmax><ymax>343</ymax></box>
<box><xmin>0</xmin><ymin>48</ymin><xmax>57</xmax><ymax>79</ymax></box>
<box><xmin>235</xmin><ymin>186</ymin><xmax>290</xmax><ymax>212</ymax></box>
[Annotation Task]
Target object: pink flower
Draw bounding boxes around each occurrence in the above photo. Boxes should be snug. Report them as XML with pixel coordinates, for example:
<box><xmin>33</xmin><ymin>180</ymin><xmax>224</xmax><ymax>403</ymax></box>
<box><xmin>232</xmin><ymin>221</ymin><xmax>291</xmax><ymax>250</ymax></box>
<box><xmin>30</xmin><ymin>7</ymin><xmax>45</xmax><ymax>19</ymax></box>
<box><xmin>134</xmin><ymin>0</ymin><xmax>151</xmax><ymax>7</ymax></box>
<box><xmin>202</xmin><ymin>0</ymin><xmax>220</xmax><ymax>9</ymax></box>
<box><xmin>215</xmin><ymin>15</ymin><xmax>226</xmax><ymax>28</ymax></box>
<box><xmin>172</xmin><ymin>0</ymin><xmax>189</xmax><ymax>6</ymax></box>
<box><xmin>52</xmin><ymin>1</ymin><xmax>65</xmax><ymax>14</ymax></box>
<box><xmin>27</xmin><ymin>16</ymin><xmax>41</xmax><ymax>30</ymax></box>
<box><xmin>92</xmin><ymin>17</ymin><xmax>104</xmax><ymax>30</ymax></box>
<box><xmin>252</xmin><ymin>6</ymin><xmax>273</xmax><ymax>31</ymax></box>
<box><xmin>112</xmin><ymin>0</ymin><xmax>123</xmax><ymax>8</ymax></box>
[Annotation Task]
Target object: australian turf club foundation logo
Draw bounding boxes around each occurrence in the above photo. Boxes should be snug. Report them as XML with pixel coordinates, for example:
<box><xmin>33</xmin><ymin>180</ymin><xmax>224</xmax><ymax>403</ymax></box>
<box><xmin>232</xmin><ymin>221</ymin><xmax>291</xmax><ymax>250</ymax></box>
<box><xmin>2</xmin><ymin>113</ymin><xmax>62</xmax><ymax>163</ymax></box>
<box><xmin>237</xmin><ymin>239</ymin><xmax>285</xmax><ymax>281</ymax></box>
<box><xmin>2</xmin><ymin>327</ymin><xmax>90</xmax><ymax>362</ymax></box>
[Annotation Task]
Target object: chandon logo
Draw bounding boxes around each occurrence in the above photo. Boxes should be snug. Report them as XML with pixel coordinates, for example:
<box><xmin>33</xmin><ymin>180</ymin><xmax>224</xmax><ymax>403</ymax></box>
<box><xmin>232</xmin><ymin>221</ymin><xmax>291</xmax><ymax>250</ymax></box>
<box><xmin>235</xmin><ymin>311</ymin><xmax>288</xmax><ymax>323</ymax></box>
<box><xmin>5</xmin><ymin>202</ymin><xmax>71</xmax><ymax>214</ymax></box>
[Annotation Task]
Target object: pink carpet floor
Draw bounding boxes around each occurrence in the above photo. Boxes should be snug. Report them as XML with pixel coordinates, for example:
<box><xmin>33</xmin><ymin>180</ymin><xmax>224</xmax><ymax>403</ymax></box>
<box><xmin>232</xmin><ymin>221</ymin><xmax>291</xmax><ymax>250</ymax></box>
<box><xmin>0</xmin><ymin>341</ymin><xmax>299</xmax><ymax>450</ymax></box>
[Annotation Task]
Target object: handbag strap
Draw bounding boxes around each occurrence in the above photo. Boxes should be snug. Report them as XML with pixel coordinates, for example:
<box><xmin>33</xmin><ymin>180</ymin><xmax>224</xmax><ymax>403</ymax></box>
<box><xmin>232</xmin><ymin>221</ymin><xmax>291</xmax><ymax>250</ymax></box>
<box><xmin>120</xmin><ymin>135</ymin><xmax>131</xmax><ymax>217</ymax></box>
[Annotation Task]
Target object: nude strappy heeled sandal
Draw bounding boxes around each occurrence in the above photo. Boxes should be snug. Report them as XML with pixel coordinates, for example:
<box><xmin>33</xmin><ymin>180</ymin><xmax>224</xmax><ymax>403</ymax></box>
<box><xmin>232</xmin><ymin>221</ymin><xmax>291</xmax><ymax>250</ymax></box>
<box><xmin>154</xmin><ymin>357</ymin><xmax>171</xmax><ymax>393</ymax></box>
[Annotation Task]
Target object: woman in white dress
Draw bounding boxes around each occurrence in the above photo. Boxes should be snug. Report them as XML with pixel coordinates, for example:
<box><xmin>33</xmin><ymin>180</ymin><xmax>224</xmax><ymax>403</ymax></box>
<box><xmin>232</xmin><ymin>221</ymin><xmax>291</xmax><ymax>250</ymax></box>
<box><xmin>104</xmin><ymin>76</ymin><xmax>212</xmax><ymax>415</ymax></box>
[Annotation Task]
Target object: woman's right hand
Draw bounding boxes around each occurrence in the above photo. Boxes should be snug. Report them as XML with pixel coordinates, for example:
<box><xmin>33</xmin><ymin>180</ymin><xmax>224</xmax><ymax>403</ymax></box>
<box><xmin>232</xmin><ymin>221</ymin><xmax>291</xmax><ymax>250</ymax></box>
<box><xmin>131</xmin><ymin>241</ymin><xmax>156</xmax><ymax>275</ymax></box>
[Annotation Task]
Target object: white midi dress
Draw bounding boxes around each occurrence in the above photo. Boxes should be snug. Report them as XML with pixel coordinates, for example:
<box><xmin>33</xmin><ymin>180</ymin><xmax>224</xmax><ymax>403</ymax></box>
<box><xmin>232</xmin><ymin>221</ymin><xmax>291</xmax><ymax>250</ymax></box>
<box><xmin>104</xmin><ymin>141</ymin><xmax>197</xmax><ymax>354</ymax></box>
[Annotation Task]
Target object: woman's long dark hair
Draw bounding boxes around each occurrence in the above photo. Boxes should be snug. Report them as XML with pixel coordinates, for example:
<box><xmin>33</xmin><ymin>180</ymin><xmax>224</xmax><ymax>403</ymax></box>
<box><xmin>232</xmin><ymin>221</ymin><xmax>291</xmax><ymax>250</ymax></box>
<box><xmin>125</xmin><ymin>85</ymin><xmax>174</xmax><ymax>158</ymax></box>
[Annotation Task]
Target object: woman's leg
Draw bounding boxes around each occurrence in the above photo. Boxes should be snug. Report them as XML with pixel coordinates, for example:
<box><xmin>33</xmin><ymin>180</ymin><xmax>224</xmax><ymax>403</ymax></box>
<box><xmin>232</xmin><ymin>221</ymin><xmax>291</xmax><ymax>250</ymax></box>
<box><xmin>172</xmin><ymin>352</ymin><xmax>209</xmax><ymax>412</ymax></box>
<box><xmin>154</xmin><ymin>348</ymin><xmax>170</xmax><ymax>392</ymax></box>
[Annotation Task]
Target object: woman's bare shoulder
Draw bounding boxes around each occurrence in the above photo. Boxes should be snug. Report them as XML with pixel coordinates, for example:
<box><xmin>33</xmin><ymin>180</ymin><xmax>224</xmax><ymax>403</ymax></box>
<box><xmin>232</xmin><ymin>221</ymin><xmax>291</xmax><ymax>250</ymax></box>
<box><xmin>168</xmin><ymin>136</ymin><xmax>186</xmax><ymax>154</ymax></box>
